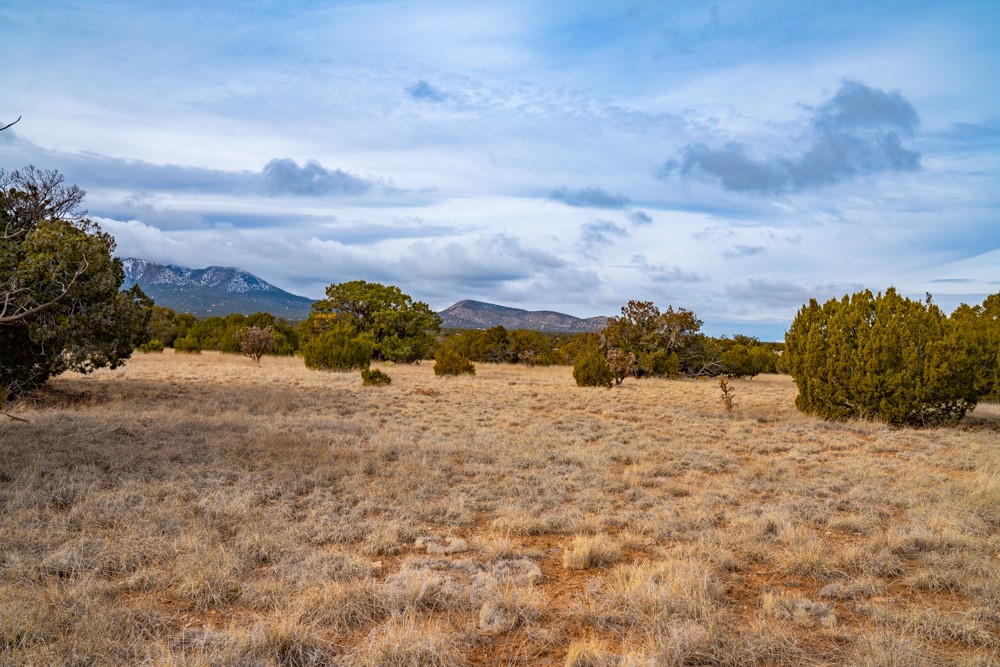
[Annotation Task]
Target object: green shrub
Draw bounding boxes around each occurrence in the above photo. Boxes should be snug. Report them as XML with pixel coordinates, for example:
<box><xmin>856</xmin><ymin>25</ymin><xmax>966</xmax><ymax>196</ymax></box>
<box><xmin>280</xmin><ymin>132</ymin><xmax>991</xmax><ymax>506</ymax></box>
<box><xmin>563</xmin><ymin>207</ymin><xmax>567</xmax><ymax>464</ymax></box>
<box><xmin>137</xmin><ymin>338</ymin><xmax>165</xmax><ymax>353</ymax></box>
<box><xmin>573</xmin><ymin>348</ymin><xmax>613</xmax><ymax>388</ymax></box>
<box><xmin>360</xmin><ymin>367</ymin><xmax>392</xmax><ymax>386</ymax></box>
<box><xmin>302</xmin><ymin>325</ymin><xmax>373</xmax><ymax>371</ymax></box>
<box><xmin>785</xmin><ymin>288</ymin><xmax>980</xmax><ymax>425</ymax></box>
<box><xmin>640</xmin><ymin>349</ymin><xmax>680</xmax><ymax>378</ymax></box>
<box><xmin>951</xmin><ymin>294</ymin><xmax>1000</xmax><ymax>401</ymax></box>
<box><xmin>434</xmin><ymin>345</ymin><xmax>476</xmax><ymax>376</ymax></box>
<box><xmin>172</xmin><ymin>333</ymin><xmax>202</xmax><ymax>353</ymax></box>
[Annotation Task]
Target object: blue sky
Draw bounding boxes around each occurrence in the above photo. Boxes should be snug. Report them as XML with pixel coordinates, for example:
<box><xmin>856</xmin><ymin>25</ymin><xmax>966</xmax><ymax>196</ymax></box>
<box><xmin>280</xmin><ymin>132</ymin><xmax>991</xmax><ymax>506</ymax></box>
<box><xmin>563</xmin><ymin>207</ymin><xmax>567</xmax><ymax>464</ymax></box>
<box><xmin>2</xmin><ymin>0</ymin><xmax>998</xmax><ymax>339</ymax></box>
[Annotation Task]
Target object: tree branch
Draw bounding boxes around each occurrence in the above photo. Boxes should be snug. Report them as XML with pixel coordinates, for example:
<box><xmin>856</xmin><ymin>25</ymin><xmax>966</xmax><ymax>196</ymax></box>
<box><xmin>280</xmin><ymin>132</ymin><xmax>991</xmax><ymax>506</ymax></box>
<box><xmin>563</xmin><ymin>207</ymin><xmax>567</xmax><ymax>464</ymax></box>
<box><xmin>0</xmin><ymin>256</ymin><xmax>89</xmax><ymax>324</ymax></box>
<box><xmin>0</xmin><ymin>116</ymin><xmax>21</xmax><ymax>133</ymax></box>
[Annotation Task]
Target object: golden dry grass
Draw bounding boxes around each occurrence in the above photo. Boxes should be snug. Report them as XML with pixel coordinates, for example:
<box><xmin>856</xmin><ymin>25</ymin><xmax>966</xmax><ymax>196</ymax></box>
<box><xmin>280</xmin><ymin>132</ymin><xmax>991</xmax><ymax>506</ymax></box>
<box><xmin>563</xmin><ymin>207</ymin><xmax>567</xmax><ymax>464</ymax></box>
<box><xmin>2</xmin><ymin>350</ymin><xmax>999</xmax><ymax>666</ymax></box>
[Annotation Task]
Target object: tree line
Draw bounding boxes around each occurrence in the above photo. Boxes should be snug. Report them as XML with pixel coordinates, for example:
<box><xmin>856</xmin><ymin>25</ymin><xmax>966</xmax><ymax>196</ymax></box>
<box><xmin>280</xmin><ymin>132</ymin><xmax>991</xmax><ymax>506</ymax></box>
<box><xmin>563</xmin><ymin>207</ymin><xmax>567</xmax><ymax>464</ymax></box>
<box><xmin>2</xmin><ymin>165</ymin><xmax>997</xmax><ymax>427</ymax></box>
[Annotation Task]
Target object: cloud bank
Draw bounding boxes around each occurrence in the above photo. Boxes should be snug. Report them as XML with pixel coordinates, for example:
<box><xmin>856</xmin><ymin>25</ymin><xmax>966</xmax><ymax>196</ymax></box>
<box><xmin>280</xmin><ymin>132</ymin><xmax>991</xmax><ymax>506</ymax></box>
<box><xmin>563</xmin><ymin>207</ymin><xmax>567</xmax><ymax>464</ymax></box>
<box><xmin>665</xmin><ymin>81</ymin><xmax>921</xmax><ymax>193</ymax></box>
<box><xmin>406</xmin><ymin>80</ymin><xmax>447</xmax><ymax>103</ymax></box>
<box><xmin>262</xmin><ymin>158</ymin><xmax>375</xmax><ymax>197</ymax></box>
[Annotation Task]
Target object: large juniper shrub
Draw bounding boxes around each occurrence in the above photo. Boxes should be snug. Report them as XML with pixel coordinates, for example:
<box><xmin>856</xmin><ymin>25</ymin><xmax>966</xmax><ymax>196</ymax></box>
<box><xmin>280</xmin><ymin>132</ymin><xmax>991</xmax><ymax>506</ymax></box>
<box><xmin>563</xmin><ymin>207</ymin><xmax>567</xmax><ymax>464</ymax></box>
<box><xmin>433</xmin><ymin>345</ymin><xmax>476</xmax><ymax>376</ymax></box>
<box><xmin>573</xmin><ymin>348</ymin><xmax>613</xmax><ymax>388</ymax></box>
<box><xmin>302</xmin><ymin>323</ymin><xmax>373</xmax><ymax>371</ymax></box>
<box><xmin>784</xmin><ymin>288</ymin><xmax>981</xmax><ymax>425</ymax></box>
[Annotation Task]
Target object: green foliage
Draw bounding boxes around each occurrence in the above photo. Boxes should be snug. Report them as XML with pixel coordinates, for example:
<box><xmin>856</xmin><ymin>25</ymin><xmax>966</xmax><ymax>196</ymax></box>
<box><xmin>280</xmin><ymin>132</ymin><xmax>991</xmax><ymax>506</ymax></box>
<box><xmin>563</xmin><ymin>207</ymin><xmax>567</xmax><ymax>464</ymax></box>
<box><xmin>150</xmin><ymin>311</ymin><xmax>297</xmax><ymax>356</ymax></box>
<box><xmin>785</xmin><ymin>288</ymin><xmax>981</xmax><ymax>425</ymax></box>
<box><xmin>573</xmin><ymin>347</ymin><xmax>613</xmax><ymax>388</ymax></box>
<box><xmin>137</xmin><ymin>338</ymin><xmax>165</xmax><ymax>353</ymax></box>
<box><xmin>719</xmin><ymin>336</ymin><xmax>779</xmax><ymax>378</ymax></box>
<box><xmin>508</xmin><ymin>329</ymin><xmax>557</xmax><ymax>365</ymax></box>
<box><xmin>147</xmin><ymin>305</ymin><xmax>179</xmax><ymax>347</ymax></box>
<box><xmin>0</xmin><ymin>167</ymin><xmax>151</xmax><ymax>396</ymax></box>
<box><xmin>951</xmin><ymin>294</ymin><xmax>1000</xmax><ymax>401</ymax></box>
<box><xmin>308</xmin><ymin>280</ymin><xmax>440</xmax><ymax>362</ymax></box>
<box><xmin>443</xmin><ymin>326</ymin><xmax>559</xmax><ymax>366</ymax></box>
<box><xmin>360</xmin><ymin>367</ymin><xmax>392</xmax><ymax>386</ymax></box>
<box><xmin>640</xmin><ymin>349</ymin><xmax>680</xmax><ymax>378</ymax></box>
<box><xmin>301</xmin><ymin>322</ymin><xmax>373</xmax><ymax>371</ymax></box>
<box><xmin>603</xmin><ymin>300</ymin><xmax>702</xmax><ymax>377</ymax></box>
<box><xmin>557</xmin><ymin>333</ymin><xmax>601</xmax><ymax>365</ymax></box>
<box><xmin>433</xmin><ymin>345</ymin><xmax>476</xmax><ymax>376</ymax></box>
<box><xmin>172</xmin><ymin>333</ymin><xmax>202</xmax><ymax>353</ymax></box>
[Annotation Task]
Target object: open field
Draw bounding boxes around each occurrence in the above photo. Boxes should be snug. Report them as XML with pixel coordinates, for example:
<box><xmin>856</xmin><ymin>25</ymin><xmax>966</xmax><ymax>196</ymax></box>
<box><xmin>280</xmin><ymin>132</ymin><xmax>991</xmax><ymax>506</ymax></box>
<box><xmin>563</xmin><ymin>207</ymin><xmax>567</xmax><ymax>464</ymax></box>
<box><xmin>2</xmin><ymin>351</ymin><xmax>999</xmax><ymax>666</ymax></box>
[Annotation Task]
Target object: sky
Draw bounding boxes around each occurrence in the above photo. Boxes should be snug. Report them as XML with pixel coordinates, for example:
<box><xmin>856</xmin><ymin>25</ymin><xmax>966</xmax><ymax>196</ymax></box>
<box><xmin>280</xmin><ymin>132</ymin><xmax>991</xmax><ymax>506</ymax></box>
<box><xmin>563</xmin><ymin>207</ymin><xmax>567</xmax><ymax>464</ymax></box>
<box><xmin>2</xmin><ymin>1</ymin><xmax>998</xmax><ymax>340</ymax></box>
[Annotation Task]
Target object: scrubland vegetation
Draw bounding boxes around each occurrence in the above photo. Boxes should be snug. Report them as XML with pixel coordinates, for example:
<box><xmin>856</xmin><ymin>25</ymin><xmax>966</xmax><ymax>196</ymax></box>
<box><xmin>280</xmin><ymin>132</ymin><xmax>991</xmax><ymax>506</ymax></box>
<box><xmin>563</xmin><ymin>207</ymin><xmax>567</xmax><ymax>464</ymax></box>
<box><xmin>3</xmin><ymin>351</ymin><xmax>999</xmax><ymax>666</ymax></box>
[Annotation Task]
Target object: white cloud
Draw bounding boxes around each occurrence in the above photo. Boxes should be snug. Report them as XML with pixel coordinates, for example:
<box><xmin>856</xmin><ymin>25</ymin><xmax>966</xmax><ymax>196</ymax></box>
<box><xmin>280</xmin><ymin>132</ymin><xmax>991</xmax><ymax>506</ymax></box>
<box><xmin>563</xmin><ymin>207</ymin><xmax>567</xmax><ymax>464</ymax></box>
<box><xmin>3</xmin><ymin>0</ymin><xmax>997</xmax><ymax>333</ymax></box>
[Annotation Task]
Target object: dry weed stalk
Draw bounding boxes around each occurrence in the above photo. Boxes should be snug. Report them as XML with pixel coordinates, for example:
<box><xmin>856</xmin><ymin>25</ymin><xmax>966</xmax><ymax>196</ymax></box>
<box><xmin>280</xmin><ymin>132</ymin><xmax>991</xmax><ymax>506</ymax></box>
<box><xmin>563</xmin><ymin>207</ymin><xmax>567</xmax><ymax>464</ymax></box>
<box><xmin>719</xmin><ymin>376</ymin><xmax>736</xmax><ymax>413</ymax></box>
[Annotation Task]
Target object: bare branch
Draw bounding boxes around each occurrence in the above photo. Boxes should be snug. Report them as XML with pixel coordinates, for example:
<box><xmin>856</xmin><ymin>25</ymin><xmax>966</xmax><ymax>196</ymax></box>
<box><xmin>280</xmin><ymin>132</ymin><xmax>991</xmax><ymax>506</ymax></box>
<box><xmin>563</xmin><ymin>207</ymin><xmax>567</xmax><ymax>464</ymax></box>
<box><xmin>0</xmin><ymin>256</ymin><xmax>89</xmax><ymax>324</ymax></box>
<box><xmin>0</xmin><ymin>116</ymin><xmax>21</xmax><ymax>133</ymax></box>
<box><xmin>1</xmin><ymin>410</ymin><xmax>30</xmax><ymax>423</ymax></box>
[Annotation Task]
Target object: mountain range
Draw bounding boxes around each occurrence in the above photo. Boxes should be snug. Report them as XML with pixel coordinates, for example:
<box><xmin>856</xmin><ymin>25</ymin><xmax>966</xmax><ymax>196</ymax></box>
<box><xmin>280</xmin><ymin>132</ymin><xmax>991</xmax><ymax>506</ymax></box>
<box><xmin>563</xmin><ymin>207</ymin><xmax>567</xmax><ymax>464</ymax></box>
<box><xmin>438</xmin><ymin>300</ymin><xmax>608</xmax><ymax>332</ymax></box>
<box><xmin>121</xmin><ymin>258</ymin><xmax>609</xmax><ymax>332</ymax></box>
<box><xmin>121</xmin><ymin>258</ymin><xmax>315</xmax><ymax>319</ymax></box>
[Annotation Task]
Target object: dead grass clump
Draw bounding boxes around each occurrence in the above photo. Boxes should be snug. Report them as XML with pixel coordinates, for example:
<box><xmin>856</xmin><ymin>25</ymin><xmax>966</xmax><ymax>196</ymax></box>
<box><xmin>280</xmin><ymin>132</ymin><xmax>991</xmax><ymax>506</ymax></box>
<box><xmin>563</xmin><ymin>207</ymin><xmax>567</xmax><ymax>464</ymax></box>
<box><xmin>491</xmin><ymin>507</ymin><xmax>561</xmax><ymax>536</ymax></box>
<box><xmin>38</xmin><ymin>534</ymin><xmax>155</xmax><ymax>579</ymax></box>
<box><xmin>845</xmin><ymin>629</ymin><xmax>936</xmax><ymax>667</ymax></box>
<box><xmin>383</xmin><ymin>558</ymin><xmax>478</xmax><ymax>613</ymax></box>
<box><xmin>590</xmin><ymin>558</ymin><xmax>722</xmax><ymax>631</ymax></box>
<box><xmin>716</xmin><ymin>618</ymin><xmax>808</xmax><ymax>666</ymax></box>
<box><xmin>641</xmin><ymin>621</ymin><xmax>725</xmax><ymax>666</ymax></box>
<box><xmin>906</xmin><ymin>607</ymin><xmax>1000</xmax><ymax>648</ymax></box>
<box><xmin>169</xmin><ymin>540</ymin><xmax>242</xmax><ymax>610</ymax></box>
<box><xmin>238</xmin><ymin>615</ymin><xmax>332</xmax><ymax>667</ymax></box>
<box><xmin>819</xmin><ymin>576</ymin><xmax>884</xmax><ymax>600</ymax></box>
<box><xmin>0</xmin><ymin>580</ymin><xmax>168</xmax><ymax>665</ymax></box>
<box><xmin>293</xmin><ymin>579</ymin><xmax>387</xmax><ymax>631</ymax></box>
<box><xmin>562</xmin><ymin>534</ymin><xmax>622</xmax><ymax>570</ymax></box>
<box><xmin>415</xmin><ymin>535</ymin><xmax>470</xmax><ymax>555</ymax></box>
<box><xmin>473</xmin><ymin>532</ymin><xmax>522</xmax><ymax>561</ymax></box>
<box><xmin>362</xmin><ymin>519</ymin><xmax>417</xmax><ymax>556</ymax></box>
<box><xmin>477</xmin><ymin>580</ymin><xmax>544</xmax><ymax>634</ymax></box>
<box><xmin>282</xmin><ymin>551</ymin><xmax>376</xmax><ymax>586</ymax></box>
<box><xmin>966</xmin><ymin>466</ymin><xmax>1000</xmax><ymax>526</ymax></box>
<box><xmin>564</xmin><ymin>638</ymin><xmax>618</xmax><ymax>667</ymax></box>
<box><xmin>776</xmin><ymin>525</ymin><xmax>839</xmax><ymax>578</ymax></box>
<box><xmin>838</xmin><ymin>542</ymin><xmax>905</xmax><ymax>578</ymax></box>
<box><xmin>348</xmin><ymin>614</ymin><xmax>465</xmax><ymax>667</ymax></box>
<box><xmin>760</xmin><ymin>590</ymin><xmax>837</xmax><ymax>628</ymax></box>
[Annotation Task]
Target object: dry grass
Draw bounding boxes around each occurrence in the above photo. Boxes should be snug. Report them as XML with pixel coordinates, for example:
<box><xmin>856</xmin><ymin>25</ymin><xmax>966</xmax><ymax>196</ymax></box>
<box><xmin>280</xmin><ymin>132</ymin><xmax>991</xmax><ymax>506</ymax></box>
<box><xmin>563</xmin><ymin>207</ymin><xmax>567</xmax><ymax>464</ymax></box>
<box><xmin>1</xmin><ymin>350</ymin><xmax>999</xmax><ymax>665</ymax></box>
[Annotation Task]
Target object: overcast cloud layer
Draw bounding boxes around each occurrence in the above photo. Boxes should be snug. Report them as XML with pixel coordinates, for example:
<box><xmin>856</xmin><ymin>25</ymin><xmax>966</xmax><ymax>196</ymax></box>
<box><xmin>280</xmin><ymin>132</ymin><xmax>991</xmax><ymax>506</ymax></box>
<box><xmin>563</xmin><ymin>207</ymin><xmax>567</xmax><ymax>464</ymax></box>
<box><xmin>2</xmin><ymin>0</ymin><xmax>998</xmax><ymax>339</ymax></box>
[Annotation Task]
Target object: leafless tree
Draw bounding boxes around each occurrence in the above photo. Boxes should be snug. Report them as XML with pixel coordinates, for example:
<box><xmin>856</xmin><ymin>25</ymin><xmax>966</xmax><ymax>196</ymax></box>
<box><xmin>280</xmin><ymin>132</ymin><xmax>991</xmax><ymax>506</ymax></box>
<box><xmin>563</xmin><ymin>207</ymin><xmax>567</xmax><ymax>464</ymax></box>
<box><xmin>236</xmin><ymin>326</ymin><xmax>276</xmax><ymax>363</ymax></box>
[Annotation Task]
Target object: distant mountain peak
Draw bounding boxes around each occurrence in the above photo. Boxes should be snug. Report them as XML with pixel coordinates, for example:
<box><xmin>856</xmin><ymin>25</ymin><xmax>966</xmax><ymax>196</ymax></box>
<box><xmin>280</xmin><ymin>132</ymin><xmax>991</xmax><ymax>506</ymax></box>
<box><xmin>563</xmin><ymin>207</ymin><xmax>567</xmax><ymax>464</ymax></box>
<box><xmin>121</xmin><ymin>258</ymin><xmax>609</xmax><ymax>329</ymax></box>
<box><xmin>439</xmin><ymin>300</ymin><xmax>608</xmax><ymax>333</ymax></box>
<box><xmin>121</xmin><ymin>258</ymin><xmax>313</xmax><ymax>319</ymax></box>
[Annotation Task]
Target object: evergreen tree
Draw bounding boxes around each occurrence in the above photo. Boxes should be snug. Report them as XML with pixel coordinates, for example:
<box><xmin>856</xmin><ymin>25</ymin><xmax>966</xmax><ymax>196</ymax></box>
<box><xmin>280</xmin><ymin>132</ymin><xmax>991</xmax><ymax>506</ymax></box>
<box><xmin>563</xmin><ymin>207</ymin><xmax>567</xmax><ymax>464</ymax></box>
<box><xmin>307</xmin><ymin>280</ymin><xmax>440</xmax><ymax>362</ymax></box>
<box><xmin>1</xmin><ymin>167</ymin><xmax>150</xmax><ymax>396</ymax></box>
<box><xmin>785</xmin><ymin>288</ymin><xmax>981</xmax><ymax>425</ymax></box>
